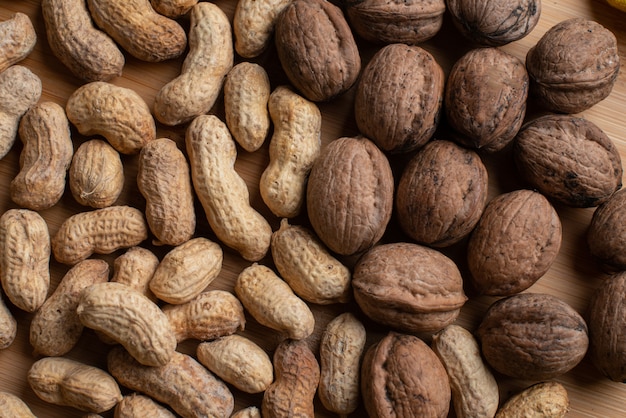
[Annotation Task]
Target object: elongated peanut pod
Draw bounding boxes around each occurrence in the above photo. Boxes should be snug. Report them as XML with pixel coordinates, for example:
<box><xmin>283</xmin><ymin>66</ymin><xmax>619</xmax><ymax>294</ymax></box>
<box><xmin>495</xmin><ymin>381</ymin><xmax>569</xmax><ymax>418</ymax></box>
<box><xmin>233</xmin><ymin>0</ymin><xmax>293</xmax><ymax>58</ymax></box>
<box><xmin>0</xmin><ymin>12</ymin><xmax>36</xmax><ymax>73</ymax></box>
<box><xmin>115</xmin><ymin>393</ymin><xmax>176</xmax><ymax>418</ymax></box>
<box><xmin>112</xmin><ymin>246</ymin><xmax>159</xmax><ymax>302</ymax></box>
<box><xmin>150</xmin><ymin>0</ymin><xmax>198</xmax><ymax>18</ymax></box>
<box><xmin>0</xmin><ymin>293</ymin><xmax>16</xmax><ymax>350</ymax></box>
<box><xmin>232</xmin><ymin>406</ymin><xmax>261</xmax><ymax>418</ymax></box>
<box><xmin>0</xmin><ymin>391</ymin><xmax>37</xmax><ymax>417</ymax></box>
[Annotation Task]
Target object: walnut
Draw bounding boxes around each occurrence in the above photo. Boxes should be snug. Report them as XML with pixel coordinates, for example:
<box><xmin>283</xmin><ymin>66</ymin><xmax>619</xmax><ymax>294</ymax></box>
<box><xmin>587</xmin><ymin>189</ymin><xmax>626</xmax><ymax>272</ymax></box>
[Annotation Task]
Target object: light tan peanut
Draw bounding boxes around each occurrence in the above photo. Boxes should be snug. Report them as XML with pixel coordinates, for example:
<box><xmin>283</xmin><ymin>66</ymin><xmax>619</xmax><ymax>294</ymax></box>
<box><xmin>0</xmin><ymin>292</ymin><xmax>16</xmax><ymax>350</ymax></box>
<box><xmin>86</xmin><ymin>0</ymin><xmax>187</xmax><ymax>62</ymax></box>
<box><xmin>30</xmin><ymin>259</ymin><xmax>110</xmax><ymax>357</ymax></box>
<box><xmin>271</xmin><ymin>218</ymin><xmax>351</xmax><ymax>304</ymax></box>
<box><xmin>52</xmin><ymin>205</ymin><xmax>148</xmax><ymax>265</ymax></box>
<box><xmin>150</xmin><ymin>0</ymin><xmax>198</xmax><ymax>18</ymax></box>
<box><xmin>161</xmin><ymin>290</ymin><xmax>245</xmax><ymax>343</ymax></box>
<box><xmin>318</xmin><ymin>312</ymin><xmax>366</xmax><ymax>415</ymax></box>
<box><xmin>197</xmin><ymin>334</ymin><xmax>274</xmax><ymax>394</ymax></box>
<box><xmin>262</xmin><ymin>339</ymin><xmax>320</xmax><ymax>418</ymax></box>
<box><xmin>77</xmin><ymin>282</ymin><xmax>176</xmax><ymax>366</ymax></box>
<box><xmin>231</xmin><ymin>406</ymin><xmax>261</xmax><ymax>418</ymax></box>
<box><xmin>66</xmin><ymin>81</ymin><xmax>156</xmax><ymax>154</ymax></box>
<box><xmin>114</xmin><ymin>393</ymin><xmax>175</xmax><ymax>418</ymax></box>
<box><xmin>233</xmin><ymin>0</ymin><xmax>293</xmax><ymax>58</ymax></box>
<box><xmin>0</xmin><ymin>391</ymin><xmax>37</xmax><ymax>417</ymax></box>
<box><xmin>111</xmin><ymin>246</ymin><xmax>159</xmax><ymax>302</ymax></box>
<box><xmin>186</xmin><ymin>114</ymin><xmax>272</xmax><ymax>261</ymax></box>
<box><xmin>0</xmin><ymin>12</ymin><xmax>36</xmax><ymax>73</ymax></box>
<box><xmin>234</xmin><ymin>263</ymin><xmax>315</xmax><ymax>340</ymax></box>
<box><xmin>495</xmin><ymin>381</ymin><xmax>569</xmax><ymax>418</ymax></box>
<box><xmin>41</xmin><ymin>0</ymin><xmax>124</xmax><ymax>82</ymax></box>
<box><xmin>69</xmin><ymin>139</ymin><xmax>124</xmax><ymax>208</ymax></box>
<box><xmin>0</xmin><ymin>209</ymin><xmax>50</xmax><ymax>313</ymax></box>
<box><xmin>149</xmin><ymin>238</ymin><xmax>222</xmax><ymax>305</ymax></box>
<box><xmin>224</xmin><ymin>62</ymin><xmax>271</xmax><ymax>152</ymax></box>
<box><xmin>108</xmin><ymin>346</ymin><xmax>234</xmax><ymax>418</ymax></box>
<box><xmin>28</xmin><ymin>357</ymin><xmax>122</xmax><ymax>414</ymax></box>
<box><xmin>432</xmin><ymin>324</ymin><xmax>499</xmax><ymax>418</ymax></box>
<box><xmin>260</xmin><ymin>85</ymin><xmax>321</xmax><ymax>218</ymax></box>
<box><xmin>137</xmin><ymin>138</ymin><xmax>195</xmax><ymax>246</ymax></box>
<box><xmin>154</xmin><ymin>2</ymin><xmax>233</xmax><ymax>126</ymax></box>
<box><xmin>0</xmin><ymin>65</ymin><xmax>41</xmax><ymax>159</ymax></box>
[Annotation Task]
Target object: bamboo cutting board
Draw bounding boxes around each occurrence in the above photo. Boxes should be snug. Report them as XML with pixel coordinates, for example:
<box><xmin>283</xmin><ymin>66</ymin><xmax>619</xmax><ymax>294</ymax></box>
<box><xmin>0</xmin><ymin>0</ymin><xmax>625</xmax><ymax>417</ymax></box>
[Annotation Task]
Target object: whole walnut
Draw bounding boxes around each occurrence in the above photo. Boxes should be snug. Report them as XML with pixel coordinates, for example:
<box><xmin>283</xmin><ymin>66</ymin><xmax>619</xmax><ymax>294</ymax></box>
<box><xmin>526</xmin><ymin>18</ymin><xmax>620</xmax><ymax>113</ymax></box>
<box><xmin>587</xmin><ymin>189</ymin><xmax>626</xmax><ymax>272</ymax></box>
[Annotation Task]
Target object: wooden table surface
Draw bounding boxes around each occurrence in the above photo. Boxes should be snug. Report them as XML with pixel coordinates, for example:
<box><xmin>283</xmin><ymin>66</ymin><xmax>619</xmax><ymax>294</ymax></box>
<box><xmin>0</xmin><ymin>0</ymin><xmax>625</xmax><ymax>417</ymax></box>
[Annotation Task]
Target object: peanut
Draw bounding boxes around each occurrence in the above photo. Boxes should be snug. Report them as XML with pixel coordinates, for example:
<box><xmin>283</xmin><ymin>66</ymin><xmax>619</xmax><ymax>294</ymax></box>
<box><xmin>86</xmin><ymin>0</ymin><xmax>187</xmax><ymax>62</ymax></box>
<box><xmin>150</xmin><ymin>0</ymin><xmax>199</xmax><ymax>18</ymax></box>
<box><xmin>52</xmin><ymin>205</ymin><xmax>148</xmax><ymax>265</ymax></box>
<box><xmin>137</xmin><ymin>137</ymin><xmax>196</xmax><ymax>246</ymax></box>
<box><xmin>260</xmin><ymin>85</ymin><xmax>322</xmax><ymax>218</ymax></box>
<box><xmin>0</xmin><ymin>209</ymin><xmax>50</xmax><ymax>313</ymax></box>
<box><xmin>234</xmin><ymin>263</ymin><xmax>315</xmax><ymax>340</ymax></box>
<box><xmin>186</xmin><ymin>114</ymin><xmax>272</xmax><ymax>261</ymax></box>
<box><xmin>495</xmin><ymin>381</ymin><xmax>569</xmax><ymax>418</ymax></box>
<box><xmin>161</xmin><ymin>290</ymin><xmax>245</xmax><ymax>343</ymax></box>
<box><xmin>231</xmin><ymin>406</ymin><xmax>261</xmax><ymax>418</ymax></box>
<box><xmin>318</xmin><ymin>312</ymin><xmax>366</xmax><ymax>415</ymax></box>
<box><xmin>0</xmin><ymin>12</ymin><xmax>36</xmax><ymax>73</ymax></box>
<box><xmin>27</xmin><ymin>357</ymin><xmax>122</xmax><ymax>413</ymax></box>
<box><xmin>111</xmin><ymin>246</ymin><xmax>159</xmax><ymax>302</ymax></box>
<box><xmin>233</xmin><ymin>0</ymin><xmax>293</xmax><ymax>58</ymax></box>
<box><xmin>65</xmin><ymin>81</ymin><xmax>156</xmax><ymax>154</ymax></box>
<box><xmin>271</xmin><ymin>218</ymin><xmax>351</xmax><ymax>304</ymax></box>
<box><xmin>154</xmin><ymin>2</ymin><xmax>233</xmax><ymax>126</ymax></box>
<box><xmin>77</xmin><ymin>282</ymin><xmax>176</xmax><ymax>366</ymax></box>
<box><xmin>107</xmin><ymin>346</ymin><xmax>234</xmax><ymax>418</ymax></box>
<box><xmin>41</xmin><ymin>0</ymin><xmax>124</xmax><ymax>81</ymax></box>
<box><xmin>224</xmin><ymin>62</ymin><xmax>271</xmax><ymax>152</ymax></box>
<box><xmin>114</xmin><ymin>393</ymin><xmax>175</xmax><ymax>418</ymax></box>
<box><xmin>431</xmin><ymin>324</ymin><xmax>499</xmax><ymax>418</ymax></box>
<box><xmin>0</xmin><ymin>391</ymin><xmax>36</xmax><ymax>417</ymax></box>
<box><xmin>69</xmin><ymin>139</ymin><xmax>124</xmax><ymax>208</ymax></box>
<box><xmin>197</xmin><ymin>334</ymin><xmax>274</xmax><ymax>394</ymax></box>
<box><xmin>11</xmin><ymin>101</ymin><xmax>73</xmax><ymax>210</ymax></box>
<box><xmin>0</xmin><ymin>292</ymin><xmax>16</xmax><ymax>350</ymax></box>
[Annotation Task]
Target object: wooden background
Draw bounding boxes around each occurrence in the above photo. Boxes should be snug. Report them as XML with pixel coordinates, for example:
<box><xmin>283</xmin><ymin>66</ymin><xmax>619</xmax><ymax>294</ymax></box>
<box><xmin>0</xmin><ymin>0</ymin><xmax>625</xmax><ymax>417</ymax></box>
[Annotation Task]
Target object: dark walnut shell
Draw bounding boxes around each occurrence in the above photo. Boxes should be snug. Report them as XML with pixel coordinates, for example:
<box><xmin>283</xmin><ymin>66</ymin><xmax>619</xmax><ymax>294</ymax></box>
<box><xmin>526</xmin><ymin>18</ymin><xmax>620</xmax><ymax>113</ymax></box>
<box><xmin>445</xmin><ymin>47</ymin><xmax>529</xmax><ymax>152</ymax></box>
<box><xmin>514</xmin><ymin>114</ymin><xmax>622</xmax><ymax>207</ymax></box>
<box><xmin>467</xmin><ymin>189</ymin><xmax>562</xmax><ymax>296</ymax></box>
<box><xmin>587</xmin><ymin>189</ymin><xmax>626</xmax><ymax>272</ymax></box>
<box><xmin>476</xmin><ymin>292</ymin><xmax>589</xmax><ymax>381</ymax></box>
<box><xmin>396</xmin><ymin>139</ymin><xmax>488</xmax><ymax>247</ymax></box>
<box><xmin>352</xmin><ymin>242</ymin><xmax>467</xmax><ymax>333</ymax></box>
<box><xmin>306</xmin><ymin>136</ymin><xmax>393</xmax><ymax>256</ymax></box>
<box><xmin>361</xmin><ymin>332</ymin><xmax>451</xmax><ymax>418</ymax></box>
<box><xmin>588</xmin><ymin>271</ymin><xmax>626</xmax><ymax>382</ymax></box>
<box><xmin>344</xmin><ymin>0</ymin><xmax>445</xmax><ymax>45</ymax></box>
<box><xmin>274</xmin><ymin>0</ymin><xmax>361</xmax><ymax>102</ymax></box>
<box><xmin>447</xmin><ymin>0</ymin><xmax>541</xmax><ymax>46</ymax></box>
<box><xmin>354</xmin><ymin>43</ymin><xmax>444</xmax><ymax>153</ymax></box>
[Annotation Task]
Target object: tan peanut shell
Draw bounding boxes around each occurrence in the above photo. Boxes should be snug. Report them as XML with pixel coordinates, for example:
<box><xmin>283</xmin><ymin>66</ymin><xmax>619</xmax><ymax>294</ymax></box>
<box><xmin>231</xmin><ymin>406</ymin><xmax>261</xmax><ymax>418</ymax></box>
<box><xmin>154</xmin><ymin>2</ymin><xmax>233</xmax><ymax>126</ymax></box>
<box><xmin>86</xmin><ymin>0</ymin><xmax>187</xmax><ymax>62</ymax></box>
<box><xmin>52</xmin><ymin>205</ymin><xmax>148</xmax><ymax>265</ymax></box>
<box><xmin>260</xmin><ymin>85</ymin><xmax>322</xmax><ymax>218</ymax></box>
<box><xmin>224</xmin><ymin>62</ymin><xmax>271</xmax><ymax>152</ymax></box>
<box><xmin>41</xmin><ymin>0</ymin><xmax>124</xmax><ymax>81</ymax></box>
<box><xmin>0</xmin><ymin>292</ymin><xmax>16</xmax><ymax>350</ymax></box>
<box><xmin>11</xmin><ymin>101</ymin><xmax>74</xmax><ymax>210</ymax></box>
<box><xmin>137</xmin><ymin>138</ymin><xmax>195</xmax><ymax>246</ymax></box>
<box><xmin>495</xmin><ymin>381</ymin><xmax>569</xmax><ymax>418</ymax></box>
<box><xmin>115</xmin><ymin>393</ymin><xmax>176</xmax><ymax>418</ymax></box>
<box><xmin>197</xmin><ymin>334</ymin><xmax>274</xmax><ymax>393</ymax></box>
<box><xmin>108</xmin><ymin>346</ymin><xmax>234</xmax><ymax>418</ymax></box>
<box><xmin>69</xmin><ymin>139</ymin><xmax>124</xmax><ymax>208</ymax></box>
<box><xmin>186</xmin><ymin>114</ymin><xmax>272</xmax><ymax>261</ymax></box>
<box><xmin>0</xmin><ymin>12</ymin><xmax>36</xmax><ymax>73</ymax></box>
<box><xmin>235</xmin><ymin>263</ymin><xmax>315</xmax><ymax>340</ymax></box>
<box><xmin>77</xmin><ymin>282</ymin><xmax>177</xmax><ymax>366</ymax></box>
<box><xmin>112</xmin><ymin>246</ymin><xmax>159</xmax><ymax>302</ymax></box>
<box><xmin>0</xmin><ymin>209</ymin><xmax>50</xmax><ymax>313</ymax></box>
<box><xmin>150</xmin><ymin>0</ymin><xmax>198</xmax><ymax>18</ymax></box>
<box><xmin>28</xmin><ymin>357</ymin><xmax>122</xmax><ymax>413</ymax></box>
<box><xmin>0</xmin><ymin>391</ymin><xmax>36</xmax><ymax>417</ymax></box>
<box><xmin>30</xmin><ymin>259</ymin><xmax>110</xmax><ymax>357</ymax></box>
<box><xmin>271</xmin><ymin>218</ymin><xmax>351</xmax><ymax>304</ymax></box>
<box><xmin>233</xmin><ymin>0</ymin><xmax>293</xmax><ymax>58</ymax></box>
<box><xmin>66</xmin><ymin>81</ymin><xmax>156</xmax><ymax>154</ymax></box>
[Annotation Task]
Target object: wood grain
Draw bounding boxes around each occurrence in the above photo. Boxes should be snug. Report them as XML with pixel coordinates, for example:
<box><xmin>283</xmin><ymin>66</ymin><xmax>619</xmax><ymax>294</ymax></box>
<box><xmin>0</xmin><ymin>0</ymin><xmax>625</xmax><ymax>417</ymax></box>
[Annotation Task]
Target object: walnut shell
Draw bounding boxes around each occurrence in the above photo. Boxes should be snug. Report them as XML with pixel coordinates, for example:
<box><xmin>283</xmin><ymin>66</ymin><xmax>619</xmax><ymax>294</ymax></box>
<box><xmin>467</xmin><ymin>189</ymin><xmax>562</xmax><ymax>296</ymax></box>
<box><xmin>361</xmin><ymin>331</ymin><xmax>451</xmax><ymax>418</ymax></box>
<box><xmin>445</xmin><ymin>47</ymin><xmax>529</xmax><ymax>152</ymax></box>
<box><xmin>274</xmin><ymin>0</ymin><xmax>361</xmax><ymax>102</ymax></box>
<box><xmin>587</xmin><ymin>189</ymin><xmax>626</xmax><ymax>272</ymax></box>
<box><xmin>306</xmin><ymin>136</ymin><xmax>394</xmax><ymax>256</ymax></box>
<box><xmin>396</xmin><ymin>139</ymin><xmax>488</xmax><ymax>247</ymax></box>
<box><xmin>352</xmin><ymin>242</ymin><xmax>467</xmax><ymax>333</ymax></box>
<box><xmin>476</xmin><ymin>292</ymin><xmax>589</xmax><ymax>381</ymax></box>
<box><xmin>344</xmin><ymin>0</ymin><xmax>445</xmax><ymax>45</ymax></box>
<box><xmin>514</xmin><ymin>114</ymin><xmax>622</xmax><ymax>207</ymax></box>
<box><xmin>526</xmin><ymin>18</ymin><xmax>620</xmax><ymax>113</ymax></box>
<box><xmin>355</xmin><ymin>43</ymin><xmax>444</xmax><ymax>153</ymax></box>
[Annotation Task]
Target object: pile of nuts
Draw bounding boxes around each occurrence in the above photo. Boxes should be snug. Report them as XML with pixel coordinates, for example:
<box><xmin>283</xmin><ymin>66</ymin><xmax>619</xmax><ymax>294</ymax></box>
<box><xmin>0</xmin><ymin>0</ymin><xmax>624</xmax><ymax>417</ymax></box>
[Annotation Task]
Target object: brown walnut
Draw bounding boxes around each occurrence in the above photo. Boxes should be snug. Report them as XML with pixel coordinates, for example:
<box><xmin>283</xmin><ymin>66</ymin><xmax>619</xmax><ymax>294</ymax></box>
<box><xmin>587</xmin><ymin>189</ymin><xmax>626</xmax><ymax>272</ymax></box>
